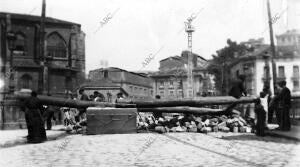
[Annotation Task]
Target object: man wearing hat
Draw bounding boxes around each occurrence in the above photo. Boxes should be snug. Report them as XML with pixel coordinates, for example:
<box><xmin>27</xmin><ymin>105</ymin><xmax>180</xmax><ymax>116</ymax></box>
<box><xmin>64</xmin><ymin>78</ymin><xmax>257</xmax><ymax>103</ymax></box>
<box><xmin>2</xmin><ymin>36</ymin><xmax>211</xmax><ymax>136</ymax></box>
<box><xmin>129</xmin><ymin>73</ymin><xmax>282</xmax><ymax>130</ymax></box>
<box><xmin>276</xmin><ymin>81</ymin><xmax>291</xmax><ymax>131</ymax></box>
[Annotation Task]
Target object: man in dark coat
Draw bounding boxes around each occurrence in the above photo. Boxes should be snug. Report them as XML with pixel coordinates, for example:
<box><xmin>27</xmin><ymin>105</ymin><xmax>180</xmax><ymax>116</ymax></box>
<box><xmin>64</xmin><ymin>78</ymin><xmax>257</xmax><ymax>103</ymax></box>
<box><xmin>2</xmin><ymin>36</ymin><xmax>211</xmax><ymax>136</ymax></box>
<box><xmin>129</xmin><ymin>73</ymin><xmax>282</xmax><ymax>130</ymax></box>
<box><xmin>277</xmin><ymin>81</ymin><xmax>291</xmax><ymax>131</ymax></box>
<box><xmin>44</xmin><ymin>105</ymin><xmax>57</xmax><ymax>130</ymax></box>
<box><xmin>229</xmin><ymin>75</ymin><xmax>247</xmax><ymax>98</ymax></box>
<box><xmin>22</xmin><ymin>91</ymin><xmax>47</xmax><ymax>143</ymax></box>
<box><xmin>269</xmin><ymin>84</ymin><xmax>281</xmax><ymax>125</ymax></box>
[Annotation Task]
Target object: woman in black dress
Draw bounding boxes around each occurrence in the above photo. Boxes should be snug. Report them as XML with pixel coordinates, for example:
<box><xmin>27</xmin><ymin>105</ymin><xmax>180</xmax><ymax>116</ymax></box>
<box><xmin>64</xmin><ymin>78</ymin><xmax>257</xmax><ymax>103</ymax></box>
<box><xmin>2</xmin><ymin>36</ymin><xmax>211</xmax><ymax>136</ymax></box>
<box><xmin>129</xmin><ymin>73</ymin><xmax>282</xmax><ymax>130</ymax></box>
<box><xmin>23</xmin><ymin>91</ymin><xmax>47</xmax><ymax>143</ymax></box>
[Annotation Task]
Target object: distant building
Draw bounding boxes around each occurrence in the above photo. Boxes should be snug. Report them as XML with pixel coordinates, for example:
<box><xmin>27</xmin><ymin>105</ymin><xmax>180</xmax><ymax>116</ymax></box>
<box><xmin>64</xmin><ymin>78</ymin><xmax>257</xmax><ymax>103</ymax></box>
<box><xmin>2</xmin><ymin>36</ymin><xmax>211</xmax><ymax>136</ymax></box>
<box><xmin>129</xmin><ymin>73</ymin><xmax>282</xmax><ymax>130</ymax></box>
<box><xmin>150</xmin><ymin>51</ymin><xmax>216</xmax><ymax>99</ymax></box>
<box><xmin>79</xmin><ymin>79</ymin><xmax>128</xmax><ymax>103</ymax></box>
<box><xmin>230</xmin><ymin>33</ymin><xmax>300</xmax><ymax>96</ymax></box>
<box><xmin>87</xmin><ymin>67</ymin><xmax>153</xmax><ymax>101</ymax></box>
<box><xmin>276</xmin><ymin>29</ymin><xmax>300</xmax><ymax>46</ymax></box>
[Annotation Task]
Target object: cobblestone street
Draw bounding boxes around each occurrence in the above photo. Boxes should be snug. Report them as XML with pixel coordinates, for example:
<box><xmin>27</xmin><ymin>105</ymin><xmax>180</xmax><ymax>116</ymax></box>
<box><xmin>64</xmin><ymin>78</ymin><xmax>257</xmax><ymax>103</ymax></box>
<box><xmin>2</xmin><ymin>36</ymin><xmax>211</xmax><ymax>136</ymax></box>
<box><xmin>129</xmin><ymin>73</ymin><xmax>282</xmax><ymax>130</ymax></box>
<box><xmin>0</xmin><ymin>132</ymin><xmax>299</xmax><ymax>167</ymax></box>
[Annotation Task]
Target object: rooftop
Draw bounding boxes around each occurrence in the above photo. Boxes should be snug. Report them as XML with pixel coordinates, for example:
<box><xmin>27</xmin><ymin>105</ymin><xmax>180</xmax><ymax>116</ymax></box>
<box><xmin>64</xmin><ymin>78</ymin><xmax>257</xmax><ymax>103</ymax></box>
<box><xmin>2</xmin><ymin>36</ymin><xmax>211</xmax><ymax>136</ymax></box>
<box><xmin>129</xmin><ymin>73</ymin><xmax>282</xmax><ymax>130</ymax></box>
<box><xmin>0</xmin><ymin>12</ymin><xmax>80</xmax><ymax>26</ymax></box>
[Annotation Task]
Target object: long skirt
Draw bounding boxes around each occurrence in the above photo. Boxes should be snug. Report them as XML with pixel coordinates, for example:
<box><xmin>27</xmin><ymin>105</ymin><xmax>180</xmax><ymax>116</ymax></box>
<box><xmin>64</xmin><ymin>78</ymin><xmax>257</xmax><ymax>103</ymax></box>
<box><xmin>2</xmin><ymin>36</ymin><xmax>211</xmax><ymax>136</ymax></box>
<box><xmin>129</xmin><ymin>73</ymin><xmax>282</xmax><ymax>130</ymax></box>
<box><xmin>278</xmin><ymin>107</ymin><xmax>291</xmax><ymax>131</ymax></box>
<box><xmin>27</xmin><ymin>110</ymin><xmax>47</xmax><ymax>143</ymax></box>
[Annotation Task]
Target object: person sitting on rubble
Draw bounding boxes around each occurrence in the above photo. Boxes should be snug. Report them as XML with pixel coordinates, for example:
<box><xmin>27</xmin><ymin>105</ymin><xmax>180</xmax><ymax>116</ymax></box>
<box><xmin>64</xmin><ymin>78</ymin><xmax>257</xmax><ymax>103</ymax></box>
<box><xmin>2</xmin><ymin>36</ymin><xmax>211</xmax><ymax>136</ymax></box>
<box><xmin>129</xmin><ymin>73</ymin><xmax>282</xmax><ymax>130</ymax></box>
<box><xmin>115</xmin><ymin>92</ymin><xmax>124</xmax><ymax>103</ymax></box>
<box><xmin>89</xmin><ymin>94</ymin><xmax>94</xmax><ymax>101</ymax></box>
<box><xmin>93</xmin><ymin>91</ymin><xmax>104</xmax><ymax>102</ymax></box>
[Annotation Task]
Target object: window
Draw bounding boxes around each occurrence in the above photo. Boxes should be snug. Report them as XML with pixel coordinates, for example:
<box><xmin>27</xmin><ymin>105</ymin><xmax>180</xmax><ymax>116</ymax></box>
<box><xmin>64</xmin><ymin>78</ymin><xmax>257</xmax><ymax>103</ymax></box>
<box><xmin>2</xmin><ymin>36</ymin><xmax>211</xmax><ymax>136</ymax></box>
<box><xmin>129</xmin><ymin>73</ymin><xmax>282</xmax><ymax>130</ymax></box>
<box><xmin>159</xmin><ymin>90</ymin><xmax>164</xmax><ymax>96</ymax></box>
<box><xmin>178</xmin><ymin>80</ymin><xmax>183</xmax><ymax>88</ymax></box>
<box><xmin>47</xmin><ymin>32</ymin><xmax>67</xmax><ymax>58</ymax></box>
<box><xmin>129</xmin><ymin>86</ymin><xmax>133</xmax><ymax>92</ymax></box>
<box><xmin>144</xmin><ymin>88</ymin><xmax>147</xmax><ymax>94</ymax></box>
<box><xmin>134</xmin><ymin>87</ymin><xmax>137</xmax><ymax>92</ymax></box>
<box><xmin>293</xmin><ymin>66</ymin><xmax>299</xmax><ymax>78</ymax></box>
<box><xmin>104</xmin><ymin>70</ymin><xmax>108</xmax><ymax>78</ymax></box>
<box><xmin>294</xmin><ymin>80</ymin><xmax>299</xmax><ymax>90</ymax></box>
<box><xmin>14</xmin><ymin>33</ymin><xmax>26</xmax><ymax>55</ymax></box>
<box><xmin>20</xmin><ymin>74</ymin><xmax>32</xmax><ymax>89</ymax></box>
<box><xmin>159</xmin><ymin>81</ymin><xmax>164</xmax><ymax>89</ymax></box>
<box><xmin>150</xmin><ymin>90</ymin><xmax>153</xmax><ymax>95</ymax></box>
<box><xmin>278</xmin><ymin>66</ymin><xmax>285</xmax><ymax>78</ymax></box>
<box><xmin>169</xmin><ymin>90</ymin><xmax>174</xmax><ymax>96</ymax></box>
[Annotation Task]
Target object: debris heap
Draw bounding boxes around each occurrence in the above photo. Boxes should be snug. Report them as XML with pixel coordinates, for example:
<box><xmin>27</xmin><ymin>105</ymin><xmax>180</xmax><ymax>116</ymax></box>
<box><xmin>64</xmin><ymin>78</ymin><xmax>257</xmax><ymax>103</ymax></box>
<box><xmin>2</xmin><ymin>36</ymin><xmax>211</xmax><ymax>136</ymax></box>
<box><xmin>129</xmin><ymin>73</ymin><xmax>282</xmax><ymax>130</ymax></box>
<box><xmin>137</xmin><ymin>112</ymin><xmax>254</xmax><ymax>134</ymax></box>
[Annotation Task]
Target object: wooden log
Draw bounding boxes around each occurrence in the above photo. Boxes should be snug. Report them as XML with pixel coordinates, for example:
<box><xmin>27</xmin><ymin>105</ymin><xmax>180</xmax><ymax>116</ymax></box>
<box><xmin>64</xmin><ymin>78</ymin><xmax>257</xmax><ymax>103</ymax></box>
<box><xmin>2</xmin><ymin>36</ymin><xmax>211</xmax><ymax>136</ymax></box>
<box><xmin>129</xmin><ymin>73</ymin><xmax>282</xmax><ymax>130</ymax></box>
<box><xmin>291</xmin><ymin>94</ymin><xmax>300</xmax><ymax>99</ymax></box>
<box><xmin>137</xmin><ymin>107</ymin><xmax>229</xmax><ymax>115</ymax></box>
<box><xmin>14</xmin><ymin>93</ymin><xmax>136</xmax><ymax>108</ymax></box>
<box><xmin>119</xmin><ymin>96</ymin><xmax>260</xmax><ymax>108</ymax></box>
<box><xmin>14</xmin><ymin>92</ymin><xmax>299</xmax><ymax>110</ymax></box>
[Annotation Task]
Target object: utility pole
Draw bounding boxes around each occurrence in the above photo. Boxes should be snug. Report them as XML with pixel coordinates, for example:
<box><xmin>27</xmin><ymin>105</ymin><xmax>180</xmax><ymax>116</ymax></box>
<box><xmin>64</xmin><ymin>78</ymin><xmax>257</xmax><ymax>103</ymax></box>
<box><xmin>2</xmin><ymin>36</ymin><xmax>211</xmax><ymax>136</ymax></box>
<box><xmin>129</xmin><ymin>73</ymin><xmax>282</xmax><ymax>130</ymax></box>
<box><xmin>267</xmin><ymin>0</ymin><xmax>277</xmax><ymax>94</ymax></box>
<box><xmin>40</xmin><ymin>0</ymin><xmax>48</xmax><ymax>94</ymax></box>
<box><xmin>185</xmin><ymin>16</ymin><xmax>195</xmax><ymax>98</ymax></box>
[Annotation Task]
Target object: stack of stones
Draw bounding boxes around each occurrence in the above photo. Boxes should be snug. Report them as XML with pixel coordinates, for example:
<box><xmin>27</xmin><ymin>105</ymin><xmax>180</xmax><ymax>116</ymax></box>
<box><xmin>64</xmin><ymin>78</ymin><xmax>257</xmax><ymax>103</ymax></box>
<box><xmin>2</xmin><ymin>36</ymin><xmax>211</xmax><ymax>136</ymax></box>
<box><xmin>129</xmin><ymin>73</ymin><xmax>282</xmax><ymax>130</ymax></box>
<box><xmin>137</xmin><ymin>112</ymin><xmax>253</xmax><ymax>134</ymax></box>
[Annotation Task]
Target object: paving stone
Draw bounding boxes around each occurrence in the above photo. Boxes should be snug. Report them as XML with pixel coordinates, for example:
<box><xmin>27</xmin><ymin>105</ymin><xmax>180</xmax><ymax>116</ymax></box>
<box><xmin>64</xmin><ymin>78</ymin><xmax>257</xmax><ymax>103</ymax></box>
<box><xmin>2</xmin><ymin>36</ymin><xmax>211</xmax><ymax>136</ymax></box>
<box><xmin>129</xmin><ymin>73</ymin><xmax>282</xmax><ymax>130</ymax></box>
<box><xmin>0</xmin><ymin>132</ymin><xmax>299</xmax><ymax>167</ymax></box>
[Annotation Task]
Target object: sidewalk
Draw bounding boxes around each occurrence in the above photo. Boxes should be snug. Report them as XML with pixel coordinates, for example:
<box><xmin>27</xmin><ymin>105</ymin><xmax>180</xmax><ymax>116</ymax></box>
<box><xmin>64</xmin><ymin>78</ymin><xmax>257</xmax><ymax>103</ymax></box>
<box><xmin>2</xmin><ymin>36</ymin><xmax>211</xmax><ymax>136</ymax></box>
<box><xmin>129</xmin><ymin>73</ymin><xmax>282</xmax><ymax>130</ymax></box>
<box><xmin>0</xmin><ymin>125</ymin><xmax>67</xmax><ymax>148</ymax></box>
<box><xmin>266</xmin><ymin>124</ymin><xmax>300</xmax><ymax>142</ymax></box>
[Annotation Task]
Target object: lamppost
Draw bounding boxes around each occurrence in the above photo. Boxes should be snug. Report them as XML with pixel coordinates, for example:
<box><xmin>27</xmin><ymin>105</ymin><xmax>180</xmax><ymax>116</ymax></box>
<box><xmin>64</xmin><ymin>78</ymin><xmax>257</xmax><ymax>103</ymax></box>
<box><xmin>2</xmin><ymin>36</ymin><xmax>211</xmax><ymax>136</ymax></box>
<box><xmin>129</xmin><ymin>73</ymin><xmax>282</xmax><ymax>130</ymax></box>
<box><xmin>263</xmin><ymin>51</ymin><xmax>271</xmax><ymax>91</ymax></box>
<box><xmin>6</xmin><ymin>31</ymin><xmax>17</xmax><ymax>94</ymax></box>
<box><xmin>243</xmin><ymin>64</ymin><xmax>249</xmax><ymax>94</ymax></box>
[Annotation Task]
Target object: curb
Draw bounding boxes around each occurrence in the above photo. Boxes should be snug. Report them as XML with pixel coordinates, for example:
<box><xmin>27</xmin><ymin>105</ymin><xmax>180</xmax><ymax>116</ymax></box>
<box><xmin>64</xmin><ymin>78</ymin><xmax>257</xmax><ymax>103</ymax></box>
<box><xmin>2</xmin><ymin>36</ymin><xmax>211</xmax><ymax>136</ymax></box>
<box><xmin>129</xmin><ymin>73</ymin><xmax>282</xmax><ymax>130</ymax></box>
<box><xmin>0</xmin><ymin>131</ymin><xmax>67</xmax><ymax>148</ymax></box>
<box><xmin>265</xmin><ymin>131</ymin><xmax>300</xmax><ymax>142</ymax></box>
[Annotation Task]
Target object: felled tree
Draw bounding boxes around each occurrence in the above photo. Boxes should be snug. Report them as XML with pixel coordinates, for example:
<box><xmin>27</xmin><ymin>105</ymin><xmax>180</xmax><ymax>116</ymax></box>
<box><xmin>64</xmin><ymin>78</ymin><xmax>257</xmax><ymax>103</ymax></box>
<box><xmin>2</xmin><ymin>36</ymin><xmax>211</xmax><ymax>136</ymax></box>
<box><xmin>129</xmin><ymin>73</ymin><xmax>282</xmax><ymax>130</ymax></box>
<box><xmin>207</xmin><ymin>39</ymin><xmax>250</xmax><ymax>95</ymax></box>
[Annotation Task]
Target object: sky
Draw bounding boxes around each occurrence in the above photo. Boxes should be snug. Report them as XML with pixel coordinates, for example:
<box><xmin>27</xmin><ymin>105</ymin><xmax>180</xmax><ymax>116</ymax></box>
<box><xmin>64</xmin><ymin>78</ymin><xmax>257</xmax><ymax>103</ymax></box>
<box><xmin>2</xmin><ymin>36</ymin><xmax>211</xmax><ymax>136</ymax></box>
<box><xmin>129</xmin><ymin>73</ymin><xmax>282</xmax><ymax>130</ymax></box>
<box><xmin>0</xmin><ymin>0</ymin><xmax>299</xmax><ymax>74</ymax></box>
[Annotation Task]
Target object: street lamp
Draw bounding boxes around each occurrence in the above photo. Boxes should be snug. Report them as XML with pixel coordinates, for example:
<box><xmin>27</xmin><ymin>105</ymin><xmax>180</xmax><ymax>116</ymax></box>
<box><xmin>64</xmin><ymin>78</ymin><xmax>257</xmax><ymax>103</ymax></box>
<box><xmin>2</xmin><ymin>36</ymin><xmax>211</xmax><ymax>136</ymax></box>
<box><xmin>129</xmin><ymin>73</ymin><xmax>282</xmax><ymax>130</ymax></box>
<box><xmin>6</xmin><ymin>31</ymin><xmax>17</xmax><ymax>93</ymax></box>
<box><xmin>263</xmin><ymin>51</ymin><xmax>271</xmax><ymax>90</ymax></box>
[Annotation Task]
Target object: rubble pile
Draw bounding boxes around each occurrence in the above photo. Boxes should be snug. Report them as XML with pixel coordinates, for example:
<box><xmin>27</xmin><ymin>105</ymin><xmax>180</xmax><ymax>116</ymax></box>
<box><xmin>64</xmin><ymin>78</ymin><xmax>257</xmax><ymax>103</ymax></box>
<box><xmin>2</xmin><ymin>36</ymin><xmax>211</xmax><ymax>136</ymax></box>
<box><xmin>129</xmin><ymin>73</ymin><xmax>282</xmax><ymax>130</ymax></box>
<box><xmin>137</xmin><ymin>112</ymin><xmax>254</xmax><ymax>134</ymax></box>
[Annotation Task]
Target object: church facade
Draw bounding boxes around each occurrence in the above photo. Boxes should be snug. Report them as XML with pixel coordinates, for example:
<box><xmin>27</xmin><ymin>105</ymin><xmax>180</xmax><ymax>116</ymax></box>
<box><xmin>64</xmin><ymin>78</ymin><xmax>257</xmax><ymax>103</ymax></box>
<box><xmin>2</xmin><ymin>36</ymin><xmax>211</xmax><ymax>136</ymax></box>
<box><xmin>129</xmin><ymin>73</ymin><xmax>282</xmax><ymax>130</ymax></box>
<box><xmin>0</xmin><ymin>12</ymin><xmax>86</xmax><ymax>129</ymax></box>
<box><xmin>0</xmin><ymin>12</ymin><xmax>86</xmax><ymax>97</ymax></box>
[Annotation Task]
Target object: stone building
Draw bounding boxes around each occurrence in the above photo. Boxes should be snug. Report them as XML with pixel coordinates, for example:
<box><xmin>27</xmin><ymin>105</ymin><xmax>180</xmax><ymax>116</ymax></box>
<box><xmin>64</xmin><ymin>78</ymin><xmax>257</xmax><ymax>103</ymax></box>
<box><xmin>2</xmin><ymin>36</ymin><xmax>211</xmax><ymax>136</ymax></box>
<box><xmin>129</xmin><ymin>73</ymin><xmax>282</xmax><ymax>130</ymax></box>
<box><xmin>150</xmin><ymin>51</ymin><xmax>215</xmax><ymax>99</ymax></box>
<box><xmin>229</xmin><ymin>32</ymin><xmax>300</xmax><ymax>96</ymax></box>
<box><xmin>0</xmin><ymin>12</ymin><xmax>85</xmax><ymax>96</ymax></box>
<box><xmin>87</xmin><ymin>67</ymin><xmax>153</xmax><ymax>101</ymax></box>
<box><xmin>0</xmin><ymin>12</ymin><xmax>85</xmax><ymax>129</ymax></box>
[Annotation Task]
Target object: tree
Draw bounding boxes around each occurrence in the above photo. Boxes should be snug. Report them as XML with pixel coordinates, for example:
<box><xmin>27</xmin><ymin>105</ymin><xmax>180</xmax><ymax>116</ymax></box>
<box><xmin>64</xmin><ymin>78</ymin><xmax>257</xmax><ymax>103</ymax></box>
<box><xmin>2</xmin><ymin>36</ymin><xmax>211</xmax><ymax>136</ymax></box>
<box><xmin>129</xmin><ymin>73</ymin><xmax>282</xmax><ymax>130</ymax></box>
<box><xmin>207</xmin><ymin>39</ymin><xmax>250</xmax><ymax>95</ymax></box>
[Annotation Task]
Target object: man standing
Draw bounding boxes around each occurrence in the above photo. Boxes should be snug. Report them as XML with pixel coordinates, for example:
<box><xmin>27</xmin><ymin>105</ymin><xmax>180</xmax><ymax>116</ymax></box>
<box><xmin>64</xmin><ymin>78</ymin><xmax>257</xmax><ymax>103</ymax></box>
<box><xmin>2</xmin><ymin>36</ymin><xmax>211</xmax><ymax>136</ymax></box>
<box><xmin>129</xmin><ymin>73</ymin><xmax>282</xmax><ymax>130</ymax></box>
<box><xmin>76</xmin><ymin>88</ymin><xmax>89</xmax><ymax>122</ymax></box>
<box><xmin>22</xmin><ymin>91</ymin><xmax>47</xmax><ymax>143</ymax></box>
<box><xmin>277</xmin><ymin>81</ymin><xmax>291</xmax><ymax>131</ymax></box>
<box><xmin>79</xmin><ymin>88</ymin><xmax>89</xmax><ymax>101</ymax></box>
<box><xmin>44</xmin><ymin>105</ymin><xmax>57</xmax><ymax>130</ymax></box>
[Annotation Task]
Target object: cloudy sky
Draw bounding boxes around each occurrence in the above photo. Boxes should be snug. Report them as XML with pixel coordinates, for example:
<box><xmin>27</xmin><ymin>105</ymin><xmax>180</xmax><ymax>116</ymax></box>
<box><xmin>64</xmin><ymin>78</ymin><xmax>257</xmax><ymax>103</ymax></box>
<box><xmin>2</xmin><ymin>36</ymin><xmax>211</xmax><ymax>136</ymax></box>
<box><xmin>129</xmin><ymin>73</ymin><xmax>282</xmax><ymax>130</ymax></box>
<box><xmin>1</xmin><ymin>0</ymin><xmax>299</xmax><ymax>73</ymax></box>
